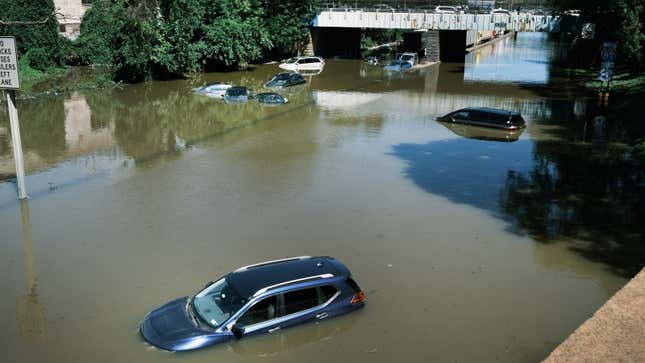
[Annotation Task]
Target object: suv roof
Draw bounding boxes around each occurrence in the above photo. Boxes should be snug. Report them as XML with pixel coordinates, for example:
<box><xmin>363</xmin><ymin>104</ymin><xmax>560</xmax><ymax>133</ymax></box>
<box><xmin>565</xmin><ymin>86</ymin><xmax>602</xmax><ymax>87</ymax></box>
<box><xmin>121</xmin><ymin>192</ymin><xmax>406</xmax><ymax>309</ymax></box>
<box><xmin>226</xmin><ymin>256</ymin><xmax>346</xmax><ymax>298</ymax></box>
<box><xmin>462</xmin><ymin>107</ymin><xmax>521</xmax><ymax>116</ymax></box>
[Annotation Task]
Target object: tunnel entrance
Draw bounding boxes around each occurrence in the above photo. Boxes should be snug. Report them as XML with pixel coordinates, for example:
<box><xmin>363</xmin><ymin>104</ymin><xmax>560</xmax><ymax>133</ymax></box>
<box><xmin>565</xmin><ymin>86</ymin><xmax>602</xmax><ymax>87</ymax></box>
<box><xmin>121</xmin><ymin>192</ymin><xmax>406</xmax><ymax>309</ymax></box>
<box><xmin>311</xmin><ymin>28</ymin><xmax>362</xmax><ymax>59</ymax></box>
<box><xmin>439</xmin><ymin>30</ymin><xmax>467</xmax><ymax>62</ymax></box>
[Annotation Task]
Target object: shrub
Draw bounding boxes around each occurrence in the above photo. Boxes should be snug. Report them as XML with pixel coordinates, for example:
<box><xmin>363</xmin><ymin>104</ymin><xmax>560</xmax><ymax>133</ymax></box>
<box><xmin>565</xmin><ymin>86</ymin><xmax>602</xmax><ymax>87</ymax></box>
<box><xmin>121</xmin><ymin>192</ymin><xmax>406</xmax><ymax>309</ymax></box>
<box><xmin>0</xmin><ymin>0</ymin><xmax>64</xmax><ymax>70</ymax></box>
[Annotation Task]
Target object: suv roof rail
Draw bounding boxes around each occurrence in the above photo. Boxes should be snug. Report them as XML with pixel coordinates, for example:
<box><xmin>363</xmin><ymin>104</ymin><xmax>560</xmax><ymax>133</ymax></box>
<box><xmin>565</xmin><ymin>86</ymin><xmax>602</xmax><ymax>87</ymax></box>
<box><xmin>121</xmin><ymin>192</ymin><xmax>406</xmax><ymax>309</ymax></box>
<box><xmin>252</xmin><ymin>273</ymin><xmax>334</xmax><ymax>297</ymax></box>
<box><xmin>234</xmin><ymin>256</ymin><xmax>312</xmax><ymax>272</ymax></box>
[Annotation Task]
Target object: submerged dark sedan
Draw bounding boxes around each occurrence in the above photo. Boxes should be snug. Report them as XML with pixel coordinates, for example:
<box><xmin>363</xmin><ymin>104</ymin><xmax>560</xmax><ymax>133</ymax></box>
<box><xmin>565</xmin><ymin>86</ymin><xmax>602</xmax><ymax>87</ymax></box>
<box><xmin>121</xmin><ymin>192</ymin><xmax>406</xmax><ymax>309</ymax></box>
<box><xmin>437</xmin><ymin>107</ymin><xmax>526</xmax><ymax>130</ymax></box>
<box><xmin>224</xmin><ymin>86</ymin><xmax>250</xmax><ymax>103</ymax></box>
<box><xmin>264</xmin><ymin>72</ymin><xmax>306</xmax><ymax>88</ymax></box>
<box><xmin>140</xmin><ymin>256</ymin><xmax>365</xmax><ymax>351</ymax></box>
<box><xmin>254</xmin><ymin>92</ymin><xmax>288</xmax><ymax>105</ymax></box>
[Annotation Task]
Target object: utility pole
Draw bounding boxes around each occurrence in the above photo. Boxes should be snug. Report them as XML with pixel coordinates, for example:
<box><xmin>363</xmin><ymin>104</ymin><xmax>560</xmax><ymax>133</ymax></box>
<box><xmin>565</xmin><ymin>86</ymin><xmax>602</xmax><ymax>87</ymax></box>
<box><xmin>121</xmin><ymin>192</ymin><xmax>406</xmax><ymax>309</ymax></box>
<box><xmin>1</xmin><ymin>36</ymin><xmax>28</xmax><ymax>200</ymax></box>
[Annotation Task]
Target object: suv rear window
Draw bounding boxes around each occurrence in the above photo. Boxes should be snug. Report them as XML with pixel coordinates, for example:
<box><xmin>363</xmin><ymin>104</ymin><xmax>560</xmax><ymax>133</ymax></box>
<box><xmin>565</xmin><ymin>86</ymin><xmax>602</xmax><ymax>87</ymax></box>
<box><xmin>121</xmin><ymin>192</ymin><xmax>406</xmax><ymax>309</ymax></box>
<box><xmin>345</xmin><ymin>277</ymin><xmax>361</xmax><ymax>292</ymax></box>
<box><xmin>511</xmin><ymin>115</ymin><xmax>525</xmax><ymax>125</ymax></box>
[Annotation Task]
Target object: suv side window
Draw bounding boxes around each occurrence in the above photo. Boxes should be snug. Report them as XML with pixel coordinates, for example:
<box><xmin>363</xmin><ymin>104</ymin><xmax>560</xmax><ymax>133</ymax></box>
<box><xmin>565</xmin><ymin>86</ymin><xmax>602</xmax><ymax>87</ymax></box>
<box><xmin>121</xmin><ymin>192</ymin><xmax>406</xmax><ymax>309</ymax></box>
<box><xmin>490</xmin><ymin>113</ymin><xmax>510</xmax><ymax>125</ymax></box>
<box><xmin>237</xmin><ymin>295</ymin><xmax>278</xmax><ymax>326</ymax></box>
<box><xmin>317</xmin><ymin>285</ymin><xmax>337</xmax><ymax>304</ymax></box>
<box><xmin>283</xmin><ymin>288</ymin><xmax>319</xmax><ymax>315</ymax></box>
<box><xmin>469</xmin><ymin>111</ymin><xmax>487</xmax><ymax>122</ymax></box>
<box><xmin>453</xmin><ymin>111</ymin><xmax>469</xmax><ymax>119</ymax></box>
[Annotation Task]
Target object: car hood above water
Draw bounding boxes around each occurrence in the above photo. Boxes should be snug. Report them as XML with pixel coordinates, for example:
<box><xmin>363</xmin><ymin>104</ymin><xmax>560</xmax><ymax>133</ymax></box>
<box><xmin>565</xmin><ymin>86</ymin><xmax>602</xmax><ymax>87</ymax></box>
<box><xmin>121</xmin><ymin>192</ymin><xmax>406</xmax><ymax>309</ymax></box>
<box><xmin>140</xmin><ymin>297</ymin><xmax>208</xmax><ymax>350</ymax></box>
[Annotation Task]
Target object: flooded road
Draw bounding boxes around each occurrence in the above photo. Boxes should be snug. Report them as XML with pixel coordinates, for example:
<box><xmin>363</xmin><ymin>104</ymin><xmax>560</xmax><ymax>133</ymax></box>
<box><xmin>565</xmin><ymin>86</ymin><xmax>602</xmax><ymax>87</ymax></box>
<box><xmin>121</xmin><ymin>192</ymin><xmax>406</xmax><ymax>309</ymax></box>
<box><xmin>1</xmin><ymin>33</ymin><xmax>642</xmax><ymax>362</ymax></box>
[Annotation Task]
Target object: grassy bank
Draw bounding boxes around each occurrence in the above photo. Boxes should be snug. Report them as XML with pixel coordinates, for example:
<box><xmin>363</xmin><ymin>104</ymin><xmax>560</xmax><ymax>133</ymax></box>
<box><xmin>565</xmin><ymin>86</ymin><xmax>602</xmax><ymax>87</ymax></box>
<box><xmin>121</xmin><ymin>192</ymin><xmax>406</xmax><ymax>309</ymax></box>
<box><xmin>17</xmin><ymin>60</ymin><xmax>118</xmax><ymax>98</ymax></box>
<box><xmin>569</xmin><ymin>68</ymin><xmax>645</xmax><ymax>96</ymax></box>
<box><xmin>584</xmin><ymin>73</ymin><xmax>645</xmax><ymax>96</ymax></box>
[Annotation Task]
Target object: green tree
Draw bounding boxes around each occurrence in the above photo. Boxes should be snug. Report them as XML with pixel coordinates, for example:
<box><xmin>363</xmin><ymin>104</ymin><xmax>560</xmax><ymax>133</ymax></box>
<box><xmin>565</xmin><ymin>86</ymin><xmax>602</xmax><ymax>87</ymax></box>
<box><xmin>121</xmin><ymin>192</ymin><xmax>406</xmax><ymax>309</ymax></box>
<box><xmin>71</xmin><ymin>0</ymin><xmax>126</xmax><ymax>66</ymax></box>
<box><xmin>0</xmin><ymin>0</ymin><xmax>63</xmax><ymax>70</ymax></box>
<box><xmin>261</xmin><ymin>0</ymin><xmax>319</xmax><ymax>59</ymax></box>
<box><xmin>77</xmin><ymin>0</ymin><xmax>274</xmax><ymax>81</ymax></box>
<box><xmin>550</xmin><ymin>0</ymin><xmax>644</xmax><ymax>73</ymax></box>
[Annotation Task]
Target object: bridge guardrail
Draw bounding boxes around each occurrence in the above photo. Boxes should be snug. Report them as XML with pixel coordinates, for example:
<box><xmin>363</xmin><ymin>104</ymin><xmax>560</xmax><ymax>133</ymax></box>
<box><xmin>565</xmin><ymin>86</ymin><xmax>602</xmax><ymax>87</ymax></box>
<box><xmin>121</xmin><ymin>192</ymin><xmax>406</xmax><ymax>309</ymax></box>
<box><xmin>315</xmin><ymin>9</ymin><xmax>553</xmax><ymax>32</ymax></box>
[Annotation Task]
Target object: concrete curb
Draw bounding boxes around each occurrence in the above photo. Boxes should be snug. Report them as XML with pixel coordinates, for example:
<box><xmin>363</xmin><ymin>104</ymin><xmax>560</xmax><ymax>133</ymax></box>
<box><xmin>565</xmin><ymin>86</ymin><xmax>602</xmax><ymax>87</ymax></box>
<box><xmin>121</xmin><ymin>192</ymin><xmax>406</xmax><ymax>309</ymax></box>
<box><xmin>543</xmin><ymin>268</ymin><xmax>645</xmax><ymax>362</ymax></box>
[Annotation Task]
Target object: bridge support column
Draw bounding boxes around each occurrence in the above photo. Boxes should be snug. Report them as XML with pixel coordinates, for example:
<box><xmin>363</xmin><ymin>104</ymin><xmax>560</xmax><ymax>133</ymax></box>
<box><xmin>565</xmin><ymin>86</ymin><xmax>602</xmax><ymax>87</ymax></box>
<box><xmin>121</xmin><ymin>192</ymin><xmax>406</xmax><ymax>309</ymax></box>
<box><xmin>423</xmin><ymin>31</ymin><xmax>440</xmax><ymax>63</ymax></box>
<box><xmin>301</xmin><ymin>30</ymin><xmax>314</xmax><ymax>56</ymax></box>
<box><xmin>402</xmin><ymin>31</ymin><xmax>440</xmax><ymax>63</ymax></box>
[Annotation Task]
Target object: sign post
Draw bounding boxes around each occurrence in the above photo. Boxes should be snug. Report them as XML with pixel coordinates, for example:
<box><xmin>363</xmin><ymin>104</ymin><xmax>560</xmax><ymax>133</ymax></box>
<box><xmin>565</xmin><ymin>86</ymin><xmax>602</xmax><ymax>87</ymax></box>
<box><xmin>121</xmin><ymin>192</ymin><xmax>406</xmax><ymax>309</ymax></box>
<box><xmin>598</xmin><ymin>41</ymin><xmax>617</xmax><ymax>104</ymax></box>
<box><xmin>1</xmin><ymin>36</ymin><xmax>27</xmax><ymax>199</ymax></box>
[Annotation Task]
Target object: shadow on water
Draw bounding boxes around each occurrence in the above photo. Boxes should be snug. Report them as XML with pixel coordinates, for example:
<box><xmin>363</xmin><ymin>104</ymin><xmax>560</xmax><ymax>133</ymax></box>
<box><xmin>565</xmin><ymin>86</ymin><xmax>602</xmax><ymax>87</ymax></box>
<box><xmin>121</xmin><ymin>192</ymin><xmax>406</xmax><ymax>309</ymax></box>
<box><xmin>390</xmin><ymin>106</ymin><xmax>645</xmax><ymax>277</ymax></box>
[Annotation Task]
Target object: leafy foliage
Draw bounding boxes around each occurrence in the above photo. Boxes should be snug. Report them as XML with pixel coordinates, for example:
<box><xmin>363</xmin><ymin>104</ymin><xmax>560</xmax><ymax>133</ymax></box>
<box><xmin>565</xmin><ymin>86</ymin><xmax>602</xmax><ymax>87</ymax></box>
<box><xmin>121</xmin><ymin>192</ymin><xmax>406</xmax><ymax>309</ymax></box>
<box><xmin>74</xmin><ymin>0</ymin><xmax>315</xmax><ymax>82</ymax></box>
<box><xmin>550</xmin><ymin>0</ymin><xmax>645</xmax><ymax>73</ymax></box>
<box><xmin>261</xmin><ymin>0</ymin><xmax>319</xmax><ymax>60</ymax></box>
<box><xmin>0</xmin><ymin>0</ymin><xmax>63</xmax><ymax>70</ymax></box>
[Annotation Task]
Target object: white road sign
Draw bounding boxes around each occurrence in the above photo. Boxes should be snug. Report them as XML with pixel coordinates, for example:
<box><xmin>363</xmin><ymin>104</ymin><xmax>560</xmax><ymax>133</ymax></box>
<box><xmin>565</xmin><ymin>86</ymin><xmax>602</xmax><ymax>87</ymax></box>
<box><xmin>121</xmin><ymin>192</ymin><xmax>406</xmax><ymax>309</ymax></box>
<box><xmin>0</xmin><ymin>37</ymin><xmax>20</xmax><ymax>90</ymax></box>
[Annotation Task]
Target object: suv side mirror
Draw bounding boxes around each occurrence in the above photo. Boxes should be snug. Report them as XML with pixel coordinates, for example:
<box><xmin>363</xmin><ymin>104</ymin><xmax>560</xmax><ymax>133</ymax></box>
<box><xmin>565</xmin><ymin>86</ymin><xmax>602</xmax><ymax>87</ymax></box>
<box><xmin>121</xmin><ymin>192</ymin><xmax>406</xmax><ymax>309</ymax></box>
<box><xmin>231</xmin><ymin>324</ymin><xmax>245</xmax><ymax>339</ymax></box>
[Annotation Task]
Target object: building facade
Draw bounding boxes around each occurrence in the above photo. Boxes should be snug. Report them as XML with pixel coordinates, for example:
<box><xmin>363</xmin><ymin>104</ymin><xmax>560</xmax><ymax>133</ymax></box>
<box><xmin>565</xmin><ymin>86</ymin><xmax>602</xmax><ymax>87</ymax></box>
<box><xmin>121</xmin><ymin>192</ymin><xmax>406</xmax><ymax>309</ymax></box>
<box><xmin>54</xmin><ymin>0</ymin><xmax>92</xmax><ymax>39</ymax></box>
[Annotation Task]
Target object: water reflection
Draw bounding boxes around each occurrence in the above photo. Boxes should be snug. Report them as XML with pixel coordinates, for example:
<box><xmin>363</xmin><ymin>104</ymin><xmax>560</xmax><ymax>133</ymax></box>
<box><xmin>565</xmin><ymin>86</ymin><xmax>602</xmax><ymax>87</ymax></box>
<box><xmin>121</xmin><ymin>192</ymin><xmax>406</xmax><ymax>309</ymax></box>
<box><xmin>391</xmin><ymin>97</ymin><xmax>644</xmax><ymax>276</ymax></box>
<box><xmin>465</xmin><ymin>33</ymin><xmax>551</xmax><ymax>85</ymax></box>
<box><xmin>499</xmin><ymin>121</ymin><xmax>645</xmax><ymax>276</ymax></box>
<box><xmin>438</xmin><ymin>121</ymin><xmax>525</xmax><ymax>142</ymax></box>
<box><xmin>390</xmin><ymin>138</ymin><xmax>533</xmax><ymax>212</ymax></box>
<box><xmin>64</xmin><ymin>92</ymin><xmax>114</xmax><ymax>153</ymax></box>
<box><xmin>0</xmin><ymin>33</ymin><xmax>641</xmax><ymax>363</ymax></box>
<box><xmin>227</xmin><ymin>318</ymin><xmax>355</xmax><ymax>358</ymax></box>
<box><xmin>16</xmin><ymin>200</ymin><xmax>46</xmax><ymax>340</ymax></box>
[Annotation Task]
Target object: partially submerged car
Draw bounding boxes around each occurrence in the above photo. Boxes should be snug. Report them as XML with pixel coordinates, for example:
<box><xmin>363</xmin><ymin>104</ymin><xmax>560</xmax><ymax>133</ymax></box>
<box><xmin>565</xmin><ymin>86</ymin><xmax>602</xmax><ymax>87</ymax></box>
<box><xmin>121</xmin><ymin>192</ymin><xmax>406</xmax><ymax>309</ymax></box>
<box><xmin>399</xmin><ymin>52</ymin><xmax>419</xmax><ymax>66</ymax></box>
<box><xmin>279</xmin><ymin>56</ymin><xmax>325</xmax><ymax>72</ymax></box>
<box><xmin>437</xmin><ymin>107</ymin><xmax>526</xmax><ymax>130</ymax></box>
<box><xmin>490</xmin><ymin>8</ymin><xmax>512</xmax><ymax>15</ymax></box>
<box><xmin>192</xmin><ymin>82</ymin><xmax>232</xmax><ymax>99</ymax></box>
<box><xmin>383</xmin><ymin>60</ymin><xmax>412</xmax><ymax>72</ymax></box>
<box><xmin>265</xmin><ymin>72</ymin><xmax>305</xmax><ymax>88</ymax></box>
<box><xmin>254</xmin><ymin>92</ymin><xmax>288</xmax><ymax>105</ymax></box>
<box><xmin>140</xmin><ymin>256</ymin><xmax>365</xmax><ymax>351</ymax></box>
<box><xmin>437</xmin><ymin>120</ymin><xmax>524</xmax><ymax>142</ymax></box>
<box><xmin>365</xmin><ymin>56</ymin><xmax>380</xmax><ymax>65</ymax></box>
<box><xmin>224</xmin><ymin>86</ymin><xmax>250</xmax><ymax>103</ymax></box>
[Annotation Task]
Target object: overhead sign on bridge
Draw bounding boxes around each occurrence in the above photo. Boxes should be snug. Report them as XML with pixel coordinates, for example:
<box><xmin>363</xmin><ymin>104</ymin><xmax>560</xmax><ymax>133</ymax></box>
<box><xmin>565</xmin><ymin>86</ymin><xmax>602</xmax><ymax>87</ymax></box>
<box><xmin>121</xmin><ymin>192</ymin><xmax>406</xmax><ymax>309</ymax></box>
<box><xmin>0</xmin><ymin>37</ymin><xmax>20</xmax><ymax>90</ymax></box>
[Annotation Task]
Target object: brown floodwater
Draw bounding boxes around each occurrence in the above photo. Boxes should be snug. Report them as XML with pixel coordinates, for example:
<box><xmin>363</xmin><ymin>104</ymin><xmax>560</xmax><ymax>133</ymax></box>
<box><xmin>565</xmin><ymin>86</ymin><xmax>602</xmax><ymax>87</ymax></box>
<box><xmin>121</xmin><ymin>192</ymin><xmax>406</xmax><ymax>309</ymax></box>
<box><xmin>1</xmin><ymin>33</ymin><xmax>642</xmax><ymax>363</ymax></box>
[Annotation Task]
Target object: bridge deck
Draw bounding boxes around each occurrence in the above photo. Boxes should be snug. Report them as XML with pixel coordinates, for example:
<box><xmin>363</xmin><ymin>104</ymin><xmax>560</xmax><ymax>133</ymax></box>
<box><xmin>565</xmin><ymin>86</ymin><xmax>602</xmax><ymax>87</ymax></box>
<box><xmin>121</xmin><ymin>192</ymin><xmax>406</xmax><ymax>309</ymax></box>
<box><xmin>314</xmin><ymin>10</ymin><xmax>552</xmax><ymax>32</ymax></box>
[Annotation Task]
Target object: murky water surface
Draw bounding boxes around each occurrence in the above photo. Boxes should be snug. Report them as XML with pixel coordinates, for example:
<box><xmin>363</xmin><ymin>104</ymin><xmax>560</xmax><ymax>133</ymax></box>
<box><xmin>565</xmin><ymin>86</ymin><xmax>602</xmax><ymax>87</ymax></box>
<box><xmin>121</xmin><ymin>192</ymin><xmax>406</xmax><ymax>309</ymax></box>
<box><xmin>1</xmin><ymin>33</ymin><xmax>642</xmax><ymax>363</ymax></box>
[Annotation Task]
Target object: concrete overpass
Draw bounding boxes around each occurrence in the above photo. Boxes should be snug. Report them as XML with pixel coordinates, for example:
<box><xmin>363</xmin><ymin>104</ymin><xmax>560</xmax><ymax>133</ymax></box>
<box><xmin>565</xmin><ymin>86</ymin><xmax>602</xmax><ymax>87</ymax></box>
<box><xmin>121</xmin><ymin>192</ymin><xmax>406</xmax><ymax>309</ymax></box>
<box><xmin>310</xmin><ymin>9</ymin><xmax>554</xmax><ymax>62</ymax></box>
<box><xmin>314</xmin><ymin>10</ymin><xmax>552</xmax><ymax>32</ymax></box>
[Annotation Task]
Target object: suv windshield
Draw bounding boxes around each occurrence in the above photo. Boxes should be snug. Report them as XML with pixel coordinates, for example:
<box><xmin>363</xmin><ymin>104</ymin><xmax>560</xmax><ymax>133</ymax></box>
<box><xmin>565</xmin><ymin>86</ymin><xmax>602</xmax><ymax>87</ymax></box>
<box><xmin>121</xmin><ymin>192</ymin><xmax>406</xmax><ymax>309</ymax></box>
<box><xmin>192</xmin><ymin>278</ymin><xmax>245</xmax><ymax>328</ymax></box>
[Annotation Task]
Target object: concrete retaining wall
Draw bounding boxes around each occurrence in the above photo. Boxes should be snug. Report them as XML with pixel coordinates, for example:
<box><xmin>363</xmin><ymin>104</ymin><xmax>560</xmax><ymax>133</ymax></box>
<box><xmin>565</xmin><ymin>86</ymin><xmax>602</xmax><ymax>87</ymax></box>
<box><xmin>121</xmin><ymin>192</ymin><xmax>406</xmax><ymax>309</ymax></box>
<box><xmin>544</xmin><ymin>268</ymin><xmax>645</xmax><ymax>362</ymax></box>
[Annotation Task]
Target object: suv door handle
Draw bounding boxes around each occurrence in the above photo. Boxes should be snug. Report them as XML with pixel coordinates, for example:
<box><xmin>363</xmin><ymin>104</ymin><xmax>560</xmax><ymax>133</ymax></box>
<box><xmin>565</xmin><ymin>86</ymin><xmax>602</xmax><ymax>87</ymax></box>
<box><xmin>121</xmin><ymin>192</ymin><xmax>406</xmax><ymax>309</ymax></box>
<box><xmin>316</xmin><ymin>312</ymin><xmax>329</xmax><ymax>319</ymax></box>
<box><xmin>268</xmin><ymin>327</ymin><xmax>281</xmax><ymax>333</ymax></box>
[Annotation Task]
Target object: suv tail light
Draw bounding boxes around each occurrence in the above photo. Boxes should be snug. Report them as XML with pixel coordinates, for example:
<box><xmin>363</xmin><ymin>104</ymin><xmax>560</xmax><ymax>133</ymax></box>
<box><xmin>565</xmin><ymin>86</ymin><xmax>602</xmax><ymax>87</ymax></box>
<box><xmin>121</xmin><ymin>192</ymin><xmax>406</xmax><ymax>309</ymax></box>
<box><xmin>351</xmin><ymin>291</ymin><xmax>365</xmax><ymax>304</ymax></box>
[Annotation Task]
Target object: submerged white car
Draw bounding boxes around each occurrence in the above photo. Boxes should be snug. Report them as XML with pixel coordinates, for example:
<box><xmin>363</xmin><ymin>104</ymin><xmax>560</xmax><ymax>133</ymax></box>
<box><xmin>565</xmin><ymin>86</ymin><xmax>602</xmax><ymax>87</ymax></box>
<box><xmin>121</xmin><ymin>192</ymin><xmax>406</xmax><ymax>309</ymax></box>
<box><xmin>279</xmin><ymin>56</ymin><xmax>325</xmax><ymax>72</ymax></box>
<box><xmin>399</xmin><ymin>52</ymin><xmax>419</xmax><ymax>66</ymax></box>
<box><xmin>192</xmin><ymin>82</ymin><xmax>232</xmax><ymax>99</ymax></box>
